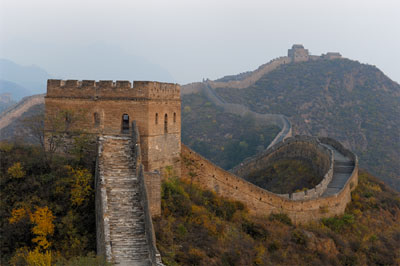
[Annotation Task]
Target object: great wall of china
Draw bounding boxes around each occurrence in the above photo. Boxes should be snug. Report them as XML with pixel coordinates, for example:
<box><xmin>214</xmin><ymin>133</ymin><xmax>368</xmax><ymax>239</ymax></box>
<box><xmin>0</xmin><ymin>45</ymin><xmax>356</xmax><ymax>265</ymax></box>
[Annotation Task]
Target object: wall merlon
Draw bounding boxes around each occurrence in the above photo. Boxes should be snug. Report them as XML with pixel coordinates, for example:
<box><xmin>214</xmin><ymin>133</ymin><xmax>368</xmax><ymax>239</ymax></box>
<box><xmin>116</xmin><ymin>80</ymin><xmax>132</xmax><ymax>88</ymax></box>
<box><xmin>82</xmin><ymin>80</ymin><xmax>96</xmax><ymax>88</ymax></box>
<box><xmin>46</xmin><ymin>79</ymin><xmax>180</xmax><ymax>99</ymax></box>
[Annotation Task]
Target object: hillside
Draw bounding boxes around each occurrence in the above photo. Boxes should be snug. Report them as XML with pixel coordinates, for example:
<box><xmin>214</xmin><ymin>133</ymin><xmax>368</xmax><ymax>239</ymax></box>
<box><xmin>154</xmin><ymin>171</ymin><xmax>400</xmax><ymax>266</ymax></box>
<box><xmin>0</xmin><ymin>93</ymin><xmax>16</xmax><ymax>113</ymax></box>
<box><xmin>213</xmin><ymin>59</ymin><xmax>400</xmax><ymax>190</ymax></box>
<box><xmin>182</xmin><ymin>92</ymin><xmax>280</xmax><ymax>170</ymax></box>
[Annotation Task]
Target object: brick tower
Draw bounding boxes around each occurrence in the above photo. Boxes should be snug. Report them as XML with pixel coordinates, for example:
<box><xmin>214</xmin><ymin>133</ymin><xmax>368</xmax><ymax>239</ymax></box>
<box><xmin>44</xmin><ymin>79</ymin><xmax>181</xmax><ymax>176</ymax></box>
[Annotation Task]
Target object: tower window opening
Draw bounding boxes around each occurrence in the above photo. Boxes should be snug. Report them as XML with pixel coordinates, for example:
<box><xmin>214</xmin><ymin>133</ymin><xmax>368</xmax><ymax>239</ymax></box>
<box><xmin>164</xmin><ymin>114</ymin><xmax>168</xmax><ymax>134</ymax></box>
<box><xmin>173</xmin><ymin>112</ymin><xmax>176</xmax><ymax>123</ymax></box>
<box><xmin>94</xmin><ymin>112</ymin><xmax>100</xmax><ymax>127</ymax></box>
<box><xmin>155</xmin><ymin>113</ymin><xmax>158</xmax><ymax>125</ymax></box>
<box><xmin>122</xmin><ymin>114</ymin><xmax>129</xmax><ymax>133</ymax></box>
<box><xmin>65</xmin><ymin>112</ymin><xmax>72</xmax><ymax>129</ymax></box>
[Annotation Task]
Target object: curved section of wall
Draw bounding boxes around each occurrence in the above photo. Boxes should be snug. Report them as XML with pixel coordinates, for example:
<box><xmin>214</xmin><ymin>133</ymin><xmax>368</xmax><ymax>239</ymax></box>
<box><xmin>232</xmin><ymin>136</ymin><xmax>334</xmax><ymax>200</ymax></box>
<box><xmin>181</xmin><ymin>139</ymin><xmax>358</xmax><ymax>224</ymax></box>
<box><xmin>0</xmin><ymin>94</ymin><xmax>45</xmax><ymax>131</ymax></box>
<box><xmin>188</xmin><ymin>83</ymin><xmax>293</xmax><ymax>160</ymax></box>
<box><xmin>319</xmin><ymin>137</ymin><xmax>359</xmax><ymax>194</ymax></box>
<box><xmin>208</xmin><ymin>56</ymin><xmax>292</xmax><ymax>89</ymax></box>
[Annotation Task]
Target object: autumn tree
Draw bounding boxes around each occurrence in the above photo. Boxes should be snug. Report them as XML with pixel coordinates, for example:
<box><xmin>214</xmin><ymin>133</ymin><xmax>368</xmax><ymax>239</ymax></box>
<box><xmin>22</xmin><ymin>109</ymin><xmax>89</xmax><ymax>167</ymax></box>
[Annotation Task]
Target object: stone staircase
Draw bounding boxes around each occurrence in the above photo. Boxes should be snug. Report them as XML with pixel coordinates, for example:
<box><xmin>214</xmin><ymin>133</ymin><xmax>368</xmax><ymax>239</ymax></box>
<box><xmin>322</xmin><ymin>145</ymin><xmax>355</xmax><ymax>197</ymax></box>
<box><xmin>100</xmin><ymin>136</ymin><xmax>151</xmax><ymax>266</ymax></box>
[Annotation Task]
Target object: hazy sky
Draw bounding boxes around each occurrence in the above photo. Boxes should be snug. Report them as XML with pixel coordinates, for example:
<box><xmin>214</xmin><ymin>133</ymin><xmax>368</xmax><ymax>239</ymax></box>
<box><xmin>1</xmin><ymin>0</ymin><xmax>399</xmax><ymax>84</ymax></box>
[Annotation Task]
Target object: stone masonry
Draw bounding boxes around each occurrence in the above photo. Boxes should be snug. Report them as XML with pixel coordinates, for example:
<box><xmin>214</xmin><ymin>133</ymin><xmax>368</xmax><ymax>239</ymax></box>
<box><xmin>96</xmin><ymin>133</ymin><xmax>162</xmax><ymax>266</ymax></box>
<box><xmin>42</xmin><ymin>50</ymin><xmax>358</xmax><ymax>263</ymax></box>
<box><xmin>44</xmin><ymin>80</ymin><xmax>181</xmax><ymax>177</ymax></box>
<box><xmin>181</xmin><ymin>136</ymin><xmax>358</xmax><ymax>224</ymax></box>
<box><xmin>96</xmin><ymin>135</ymin><xmax>150</xmax><ymax>265</ymax></box>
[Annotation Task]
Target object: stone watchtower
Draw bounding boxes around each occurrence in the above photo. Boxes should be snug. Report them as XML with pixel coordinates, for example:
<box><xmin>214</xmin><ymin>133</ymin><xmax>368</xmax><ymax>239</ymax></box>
<box><xmin>288</xmin><ymin>44</ymin><xmax>309</xmax><ymax>62</ymax></box>
<box><xmin>45</xmin><ymin>80</ymin><xmax>181</xmax><ymax>265</ymax></box>
<box><xmin>45</xmin><ymin>79</ymin><xmax>181</xmax><ymax>175</ymax></box>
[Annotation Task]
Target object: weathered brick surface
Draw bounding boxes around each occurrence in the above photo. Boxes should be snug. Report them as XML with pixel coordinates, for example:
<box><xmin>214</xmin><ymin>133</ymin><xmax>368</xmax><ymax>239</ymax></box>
<box><xmin>45</xmin><ymin>79</ymin><xmax>181</xmax><ymax>175</ymax></box>
<box><xmin>181</xmin><ymin>140</ymin><xmax>358</xmax><ymax>224</ymax></box>
<box><xmin>96</xmin><ymin>135</ymin><xmax>151</xmax><ymax>265</ymax></box>
<box><xmin>232</xmin><ymin>136</ymin><xmax>335</xmax><ymax>200</ymax></box>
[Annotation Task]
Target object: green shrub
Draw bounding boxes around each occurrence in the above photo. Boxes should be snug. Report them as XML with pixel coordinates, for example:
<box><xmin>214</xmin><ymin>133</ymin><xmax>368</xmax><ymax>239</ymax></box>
<box><xmin>322</xmin><ymin>214</ymin><xmax>354</xmax><ymax>232</ymax></box>
<box><xmin>268</xmin><ymin>213</ymin><xmax>292</xmax><ymax>226</ymax></box>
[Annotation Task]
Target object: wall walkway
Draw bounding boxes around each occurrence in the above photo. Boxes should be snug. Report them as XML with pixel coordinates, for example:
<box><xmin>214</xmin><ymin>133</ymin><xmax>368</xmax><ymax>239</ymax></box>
<box><xmin>181</xmin><ymin>136</ymin><xmax>358</xmax><ymax>224</ymax></box>
<box><xmin>96</xmin><ymin>128</ymin><xmax>163</xmax><ymax>265</ymax></box>
<box><xmin>0</xmin><ymin>94</ymin><xmax>44</xmax><ymax>132</ymax></box>
<box><xmin>201</xmin><ymin>83</ymin><xmax>292</xmax><ymax>156</ymax></box>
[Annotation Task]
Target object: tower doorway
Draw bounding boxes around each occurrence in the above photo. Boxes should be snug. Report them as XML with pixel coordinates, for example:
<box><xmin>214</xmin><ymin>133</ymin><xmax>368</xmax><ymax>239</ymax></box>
<box><xmin>122</xmin><ymin>114</ymin><xmax>129</xmax><ymax>133</ymax></box>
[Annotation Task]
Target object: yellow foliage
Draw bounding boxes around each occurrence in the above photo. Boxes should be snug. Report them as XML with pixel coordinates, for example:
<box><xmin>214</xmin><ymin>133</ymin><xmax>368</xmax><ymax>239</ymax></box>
<box><xmin>8</xmin><ymin>162</ymin><xmax>26</xmax><ymax>178</ymax></box>
<box><xmin>9</xmin><ymin>207</ymin><xmax>28</xmax><ymax>224</ymax></box>
<box><xmin>352</xmin><ymin>193</ymin><xmax>360</xmax><ymax>201</ymax></box>
<box><xmin>10</xmin><ymin>247</ymin><xmax>29</xmax><ymax>266</ymax></box>
<box><xmin>368</xmin><ymin>183</ymin><xmax>382</xmax><ymax>192</ymax></box>
<box><xmin>30</xmin><ymin>206</ymin><xmax>55</xmax><ymax>250</ymax></box>
<box><xmin>254</xmin><ymin>244</ymin><xmax>266</xmax><ymax>265</ymax></box>
<box><xmin>26</xmin><ymin>249</ymin><xmax>52</xmax><ymax>266</ymax></box>
<box><xmin>66</xmin><ymin>166</ymin><xmax>92</xmax><ymax>206</ymax></box>
<box><xmin>10</xmin><ymin>247</ymin><xmax>52</xmax><ymax>266</ymax></box>
<box><xmin>352</xmin><ymin>208</ymin><xmax>362</xmax><ymax>217</ymax></box>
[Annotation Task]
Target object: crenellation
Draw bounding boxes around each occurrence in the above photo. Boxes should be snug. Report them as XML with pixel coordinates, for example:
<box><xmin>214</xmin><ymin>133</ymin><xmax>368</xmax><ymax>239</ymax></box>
<box><xmin>82</xmin><ymin>80</ymin><xmax>96</xmax><ymax>88</ymax></box>
<box><xmin>46</xmin><ymin>79</ymin><xmax>180</xmax><ymax>100</ymax></box>
<box><xmin>65</xmin><ymin>79</ymin><xmax>80</xmax><ymax>87</ymax></box>
<box><xmin>47</xmin><ymin>79</ymin><xmax>62</xmax><ymax>88</ymax></box>
<box><xmin>97</xmin><ymin>80</ymin><xmax>113</xmax><ymax>88</ymax></box>
<box><xmin>116</xmin><ymin>80</ymin><xmax>131</xmax><ymax>88</ymax></box>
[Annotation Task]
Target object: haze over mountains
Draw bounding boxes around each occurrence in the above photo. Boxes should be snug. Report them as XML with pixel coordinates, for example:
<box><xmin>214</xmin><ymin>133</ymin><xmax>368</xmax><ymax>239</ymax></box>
<box><xmin>0</xmin><ymin>43</ymin><xmax>174</xmax><ymax>103</ymax></box>
<box><xmin>1</xmin><ymin>47</ymin><xmax>399</xmax><ymax>191</ymax></box>
<box><xmin>182</xmin><ymin>54</ymin><xmax>400</xmax><ymax>190</ymax></box>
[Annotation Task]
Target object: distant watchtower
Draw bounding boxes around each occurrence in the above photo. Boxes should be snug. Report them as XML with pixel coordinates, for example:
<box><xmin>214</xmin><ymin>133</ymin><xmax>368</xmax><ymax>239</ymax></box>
<box><xmin>44</xmin><ymin>79</ymin><xmax>181</xmax><ymax>175</ymax></box>
<box><xmin>288</xmin><ymin>44</ymin><xmax>309</xmax><ymax>62</ymax></box>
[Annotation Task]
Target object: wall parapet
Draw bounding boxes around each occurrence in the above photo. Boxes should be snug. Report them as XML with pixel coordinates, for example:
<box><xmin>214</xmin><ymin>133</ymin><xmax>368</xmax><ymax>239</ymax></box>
<box><xmin>46</xmin><ymin>79</ymin><xmax>180</xmax><ymax>100</ymax></box>
<box><xmin>318</xmin><ymin>137</ymin><xmax>359</xmax><ymax>196</ymax></box>
<box><xmin>182</xmin><ymin>139</ymin><xmax>358</xmax><ymax>224</ymax></box>
<box><xmin>132</xmin><ymin>121</ymin><xmax>163</xmax><ymax>265</ymax></box>
<box><xmin>232</xmin><ymin>135</ymin><xmax>334</xmax><ymax>200</ymax></box>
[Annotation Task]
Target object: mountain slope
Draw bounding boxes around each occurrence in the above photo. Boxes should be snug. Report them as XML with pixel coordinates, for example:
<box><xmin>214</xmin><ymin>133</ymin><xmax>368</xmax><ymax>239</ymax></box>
<box><xmin>154</xmin><ymin>171</ymin><xmax>400</xmax><ymax>266</ymax></box>
<box><xmin>182</xmin><ymin>92</ymin><xmax>280</xmax><ymax>170</ymax></box>
<box><xmin>0</xmin><ymin>80</ymin><xmax>32</xmax><ymax>101</ymax></box>
<box><xmin>215</xmin><ymin>59</ymin><xmax>400</xmax><ymax>190</ymax></box>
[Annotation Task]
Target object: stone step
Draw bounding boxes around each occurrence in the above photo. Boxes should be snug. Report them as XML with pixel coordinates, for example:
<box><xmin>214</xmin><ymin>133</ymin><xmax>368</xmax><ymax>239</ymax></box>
<box><xmin>99</xmin><ymin>136</ymin><xmax>151</xmax><ymax>265</ymax></box>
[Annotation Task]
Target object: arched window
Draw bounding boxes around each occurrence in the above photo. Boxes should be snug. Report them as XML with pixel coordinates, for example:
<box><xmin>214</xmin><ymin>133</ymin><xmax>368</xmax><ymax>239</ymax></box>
<box><xmin>122</xmin><ymin>114</ymin><xmax>129</xmax><ymax>133</ymax></box>
<box><xmin>94</xmin><ymin>112</ymin><xmax>100</xmax><ymax>127</ymax></box>
<box><xmin>164</xmin><ymin>114</ymin><xmax>168</xmax><ymax>134</ymax></box>
<box><xmin>155</xmin><ymin>113</ymin><xmax>158</xmax><ymax>125</ymax></box>
<box><xmin>65</xmin><ymin>112</ymin><xmax>72</xmax><ymax>129</ymax></box>
<box><xmin>173</xmin><ymin>112</ymin><xmax>176</xmax><ymax>123</ymax></box>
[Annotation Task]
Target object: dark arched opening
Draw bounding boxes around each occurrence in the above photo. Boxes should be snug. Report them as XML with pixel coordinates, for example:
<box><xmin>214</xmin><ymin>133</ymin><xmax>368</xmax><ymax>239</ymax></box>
<box><xmin>94</xmin><ymin>112</ymin><xmax>100</xmax><ymax>127</ymax></box>
<box><xmin>155</xmin><ymin>113</ymin><xmax>158</xmax><ymax>125</ymax></box>
<box><xmin>122</xmin><ymin>114</ymin><xmax>129</xmax><ymax>133</ymax></box>
<box><xmin>173</xmin><ymin>112</ymin><xmax>176</xmax><ymax>123</ymax></box>
<box><xmin>164</xmin><ymin>114</ymin><xmax>168</xmax><ymax>134</ymax></box>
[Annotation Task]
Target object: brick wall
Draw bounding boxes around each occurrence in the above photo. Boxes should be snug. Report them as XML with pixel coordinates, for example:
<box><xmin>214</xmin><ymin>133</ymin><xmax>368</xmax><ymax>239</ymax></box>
<box><xmin>45</xmin><ymin>79</ymin><xmax>181</xmax><ymax>175</ymax></box>
<box><xmin>181</xmin><ymin>144</ymin><xmax>358</xmax><ymax>224</ymax></box>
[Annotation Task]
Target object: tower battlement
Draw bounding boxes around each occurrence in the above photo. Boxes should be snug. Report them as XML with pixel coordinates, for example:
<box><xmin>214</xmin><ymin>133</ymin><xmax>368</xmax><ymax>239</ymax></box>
<box><xmin>288</xmin><ymin>44</ymin><xmax>309</xmax><ymax>62</ymax></box>
<box><xmin>47</xmin><ymin>79</ymin><xmax>180</xmax><ymax>100</ymax></box>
